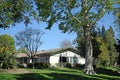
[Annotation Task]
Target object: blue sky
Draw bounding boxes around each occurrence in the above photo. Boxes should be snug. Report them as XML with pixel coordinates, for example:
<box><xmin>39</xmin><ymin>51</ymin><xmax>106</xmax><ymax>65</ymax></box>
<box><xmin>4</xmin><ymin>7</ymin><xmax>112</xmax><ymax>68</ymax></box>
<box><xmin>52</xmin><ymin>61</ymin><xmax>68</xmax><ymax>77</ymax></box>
<box><xmin>0</xmin><ymin>13</ymin><xmax>116</xmax><ymax>50</ymax></box>
<box><xmin>0</xmin><ymin>21</ymin><xmax>76</xmax><ymax>50</ymax></box>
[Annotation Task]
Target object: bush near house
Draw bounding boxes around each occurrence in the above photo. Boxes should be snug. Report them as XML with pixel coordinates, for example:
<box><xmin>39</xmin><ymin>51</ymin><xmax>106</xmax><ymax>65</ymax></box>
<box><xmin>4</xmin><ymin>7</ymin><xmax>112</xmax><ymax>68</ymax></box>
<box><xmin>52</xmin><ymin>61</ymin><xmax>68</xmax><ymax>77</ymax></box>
<box><xmin>74</xmin><ymin>64</ymin><xmax>85</xmax><ymax>68</ymax></box>
<box><xmin>17</xmin><ymin>62</ymin><xmax>27</xmax><ymax>68</ymax></box>
<box><xmin>64</xmin><ymin>63</ymin><xmax>72</xmax><ymax>68</ymax></box>
<box><xmin>27</xmin><ymin>63</ymin><xmax>51</xmax><ymax>69</ymax></box>
<box><xmin>56</xmin><ymin>63</ymin><xmax>85</xmax><ymax>68</ymax></box>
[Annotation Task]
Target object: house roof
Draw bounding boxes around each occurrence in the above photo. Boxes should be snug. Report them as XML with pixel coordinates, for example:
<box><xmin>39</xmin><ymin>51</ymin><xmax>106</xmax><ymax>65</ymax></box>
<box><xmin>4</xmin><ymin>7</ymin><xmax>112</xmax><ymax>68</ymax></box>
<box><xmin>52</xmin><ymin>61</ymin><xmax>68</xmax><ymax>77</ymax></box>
<box><xmin>15</xmin><ymin>47</ymin><xmax>81</xmax><ymax>58</ymax></box>
<box><xmin>36</xmin><ymin>47</ymin><xmax>80</xmax><ymax>56</ymax></box>
<box><xmin>15</xmin><ymin>53</ymin><xmax>29</xmax><ymax>58</ymax></box>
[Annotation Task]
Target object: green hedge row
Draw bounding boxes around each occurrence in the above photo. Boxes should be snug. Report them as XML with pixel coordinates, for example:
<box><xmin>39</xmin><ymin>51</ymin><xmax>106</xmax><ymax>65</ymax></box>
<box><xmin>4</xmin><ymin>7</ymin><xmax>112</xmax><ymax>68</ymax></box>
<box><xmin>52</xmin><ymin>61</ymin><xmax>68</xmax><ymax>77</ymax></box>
<box><xmin>27</xmin><ymin>62</ymin><xmax>51</xmax><ymax>69</ymax></box>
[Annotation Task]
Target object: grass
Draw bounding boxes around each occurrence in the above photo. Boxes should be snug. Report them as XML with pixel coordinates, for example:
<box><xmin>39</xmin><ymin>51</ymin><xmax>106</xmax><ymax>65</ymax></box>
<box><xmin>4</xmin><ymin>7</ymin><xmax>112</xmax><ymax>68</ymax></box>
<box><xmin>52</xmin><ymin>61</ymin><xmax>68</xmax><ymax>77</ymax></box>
<box><xmin>0</xmin><ymin>67</ymin><xmax>120</xmax><ymax>80</ymax></box>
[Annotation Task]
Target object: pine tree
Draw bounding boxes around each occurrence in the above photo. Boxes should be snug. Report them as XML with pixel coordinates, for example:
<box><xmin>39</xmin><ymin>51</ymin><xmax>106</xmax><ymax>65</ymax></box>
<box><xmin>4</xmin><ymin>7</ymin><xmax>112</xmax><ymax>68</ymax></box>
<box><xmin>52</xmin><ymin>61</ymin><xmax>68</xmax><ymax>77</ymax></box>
<box><xmin>101</xmin><ymin>25</ymin><xmax>106</xmax><ymax>40</ymax></box>
<box><xmin>97</xmin><ymin>38</ymin><xmax>110</xmax><ymax>67</ymax></box>
<box><xmin>105</xmin><ymin>26</ymin><xmax>118</xmax><ymax>66</ymax></box>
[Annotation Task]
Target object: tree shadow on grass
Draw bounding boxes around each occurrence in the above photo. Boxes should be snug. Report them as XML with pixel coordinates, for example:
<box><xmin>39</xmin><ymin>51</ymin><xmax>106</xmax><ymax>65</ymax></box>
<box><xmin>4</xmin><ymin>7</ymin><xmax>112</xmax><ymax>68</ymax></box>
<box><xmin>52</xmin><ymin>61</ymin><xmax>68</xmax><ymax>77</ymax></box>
<box><xmin>95</xmin><ymin>68</ymin><xmax>120</xmax><ymax>76</ymax></box>
<box><xmin>90</xmin><ymin>68</ymin><xmax>120</xmax><ymax>80</ymax></box>
<box><xmin>16</xmin><ymin>73</ymin><xmax>117</xmax><ymax>80</ymax></box>
<box><xmin>9</xmin><ymin>67</ymin><xmax>120</xmax><ymax>80</ymax></box>
<box><xmin>14</xmin><ymin>72</ymin><xmax>104</xmax><ymax>80</ymax></box>
<box><xmin>1</xmin><ymin>70</ymin><xmax>119</xmax><ymax>80</ymax></box>
<box><xmin>46</xmin><ymin>68</ymin><xmax>120</xmax><ymax>80</ymax></box>
<box><xmin>91</xmin><ymin>74</ymin><xmax>120</xmax><ymax>80</ymax></box>
<box><xmin>15</xmin><ymin>73</ymin><xmax>51</xmax><ymax>80</ymax></box>
<box><xmin>45</xmin><ymin>73</ymin><xmax>101</xmax><ymax>80</ymax></box>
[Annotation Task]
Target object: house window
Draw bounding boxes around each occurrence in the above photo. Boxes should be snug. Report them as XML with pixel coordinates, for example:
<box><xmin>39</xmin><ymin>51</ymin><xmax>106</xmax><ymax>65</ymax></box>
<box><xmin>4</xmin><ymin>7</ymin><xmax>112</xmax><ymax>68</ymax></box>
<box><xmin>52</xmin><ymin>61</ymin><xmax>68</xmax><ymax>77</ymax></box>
<box><xmin>59</xmin><ymin>57</ymin><xmax>67</xmax><ymax>63</ymax></box>
<box><xmin>24</xmin><ymin>58</ymin><xmax>27</xmax><ymax>63</ymax></box>
<box><xmin>73</xmin><ymin>56</ymin><xmax>78</xmax><ymax>64</ymax></box>
<box><xmin>23</xmin><ymin>58</ymin><xmax>27</xmax><ymax>63</ymax></box>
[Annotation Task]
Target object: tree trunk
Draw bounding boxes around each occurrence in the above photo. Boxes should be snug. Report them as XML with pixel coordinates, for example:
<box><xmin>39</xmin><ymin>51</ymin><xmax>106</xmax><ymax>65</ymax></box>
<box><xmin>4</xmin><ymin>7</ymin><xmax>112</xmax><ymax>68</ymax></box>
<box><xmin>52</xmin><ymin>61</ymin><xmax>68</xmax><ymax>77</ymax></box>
<box><xmin>83</xmin><ymin>27</ymin><xmax>96</xmax><ymax>75</ymax></box>
<box><xmin>29</xmin><ymin>57</ymin><xmax>35</xmax><ymax>69</ymax></box>
<box><xmin>32</xmin><ymin>57</ymin><xmax>35</xmax><ymax>69</ymax></box>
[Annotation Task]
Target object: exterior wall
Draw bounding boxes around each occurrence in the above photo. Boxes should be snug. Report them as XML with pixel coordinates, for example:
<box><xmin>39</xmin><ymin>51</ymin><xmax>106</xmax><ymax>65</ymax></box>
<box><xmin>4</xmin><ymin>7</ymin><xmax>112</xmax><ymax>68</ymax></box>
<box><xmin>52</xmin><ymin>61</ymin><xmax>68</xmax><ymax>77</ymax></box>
<box><xmin>49</xmin><ymin>51</ymin><xmax>85</xmax><ymax>66</ymax></box>
<box><xmin>49</xmin><ymin>56</ymin><xmax>59</xmax><ymax>66</ymax></box>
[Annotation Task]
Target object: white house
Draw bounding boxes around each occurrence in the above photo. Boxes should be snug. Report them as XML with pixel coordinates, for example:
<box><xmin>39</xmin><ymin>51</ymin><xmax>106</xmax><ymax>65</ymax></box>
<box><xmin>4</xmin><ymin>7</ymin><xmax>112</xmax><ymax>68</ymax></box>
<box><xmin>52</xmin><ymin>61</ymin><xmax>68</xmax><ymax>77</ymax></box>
<box><xmin>15</xmin><ymin>48</ymin><xmax>85</xmax><ymax>67</ymax></box>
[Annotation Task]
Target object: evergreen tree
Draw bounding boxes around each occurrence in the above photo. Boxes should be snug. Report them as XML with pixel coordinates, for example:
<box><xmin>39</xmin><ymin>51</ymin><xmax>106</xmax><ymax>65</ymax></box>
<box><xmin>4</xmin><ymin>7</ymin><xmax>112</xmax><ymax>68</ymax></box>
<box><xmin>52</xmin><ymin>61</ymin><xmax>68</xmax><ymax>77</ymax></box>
<box><xmin>105</xmin><ymin>26</ymin><xmax>118</xmax><ymax>66</ymax></box>
<box><xmin>92</xmin><ymin>37</ymin><xmax>101</xmax><ymax>66</ymax></box>
<box><xmin>97</xmin><ymin>38</ymin><xmax>110</xmax><ymax>67</ymax></box>
<box><xmin>101</xmin><ymin>25</ymin><xmax>106</xmax><ymax>40</ymax></box>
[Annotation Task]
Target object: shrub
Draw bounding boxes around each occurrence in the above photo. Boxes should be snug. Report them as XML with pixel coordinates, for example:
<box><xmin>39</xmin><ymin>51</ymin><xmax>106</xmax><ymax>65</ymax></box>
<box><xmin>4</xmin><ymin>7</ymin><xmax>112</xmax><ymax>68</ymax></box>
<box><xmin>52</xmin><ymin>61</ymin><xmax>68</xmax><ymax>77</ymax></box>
<box><xmin>55</xmin><ymin>63</ymin><xmax>63</xmax><ymax>67</ymax></box>
<box><xmin>27</xmin><ymin>62</ymin><xmax>51</xmax><ymax>69</ymax></box>
<box><xmin>0</xmin><ymin>52</ymin><xmax>17</xmax><ymax>69</ymax></box>
<box><xmin>17</xmin><ymin>63</ymin><xmax>25</xmax><ymax>68</ymax></box>
<box><xmin>74</xmin><ymin>64</ymin><xmax>84</xmax><ymax>68</ymax></box>
<box><xmin>17</xmin><ymin>63</ymin><xmax>27</xmax><ymax>68</ymax></box>
<box><xmin>65</xmin><ymin>63</ymin><xmax>72</xmax><ymax>68</ymax></box>
<box><xmin>46</xmin><ymin>63</ymin><xmax>51</xmax><ymax>68</ymax></box>
<box><xmin>37</xmin><ymin>62</ymin><xmax>51</xmax><ymax>68</ymax></box>
<box><xmin>27</xmin><ymin>63</ymin><xmax>33</xmax><ymax>68</ymax></box>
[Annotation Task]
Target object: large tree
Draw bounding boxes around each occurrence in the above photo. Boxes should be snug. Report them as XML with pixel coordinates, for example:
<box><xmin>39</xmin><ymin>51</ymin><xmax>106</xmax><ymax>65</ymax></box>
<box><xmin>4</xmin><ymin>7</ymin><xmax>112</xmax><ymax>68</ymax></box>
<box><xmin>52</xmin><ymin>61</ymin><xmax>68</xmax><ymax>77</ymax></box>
<box><xmin>97</xmin><ymin>37</ymin><xmax>110</xmax><ymax>67</ymax></box>
<box><xmin>75</xmin><ymin>26</ymin><xmax>108</xmax><ymax>67</ymax></box>
<box><xmin>15</xmin><ymin>27</ymin><xmax>44</xmax><ymax>65</ymax></box>
<box><xmin>36</xmin><ymin>0</ymin><xmax>118</xmax><ymax>74</ymax></box>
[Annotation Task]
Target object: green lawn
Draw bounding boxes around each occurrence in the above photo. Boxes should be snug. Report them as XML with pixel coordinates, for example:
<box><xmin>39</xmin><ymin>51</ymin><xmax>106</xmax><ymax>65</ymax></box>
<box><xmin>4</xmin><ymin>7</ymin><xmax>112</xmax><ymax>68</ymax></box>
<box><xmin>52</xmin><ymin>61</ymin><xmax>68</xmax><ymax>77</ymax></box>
<box><xmin>0</xmin><ymin>67</ymin><xmax>120</xmax><ymax>80</ymax></box>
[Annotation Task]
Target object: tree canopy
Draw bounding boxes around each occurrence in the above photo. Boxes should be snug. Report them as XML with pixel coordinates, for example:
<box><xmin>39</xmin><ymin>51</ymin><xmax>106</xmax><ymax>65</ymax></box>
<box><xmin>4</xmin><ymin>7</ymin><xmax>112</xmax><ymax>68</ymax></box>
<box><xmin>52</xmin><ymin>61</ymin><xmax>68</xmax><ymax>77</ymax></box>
<box><xmin>0</xmin><ymin>0</ymin><xmax>37</xmax><ymax>28</ymax></box>
<box><xmin>1</xmin><ymin>0</ymin><xmax>119</xmax><ymax>30</ymax></box>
